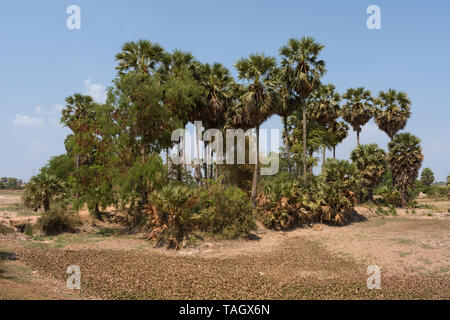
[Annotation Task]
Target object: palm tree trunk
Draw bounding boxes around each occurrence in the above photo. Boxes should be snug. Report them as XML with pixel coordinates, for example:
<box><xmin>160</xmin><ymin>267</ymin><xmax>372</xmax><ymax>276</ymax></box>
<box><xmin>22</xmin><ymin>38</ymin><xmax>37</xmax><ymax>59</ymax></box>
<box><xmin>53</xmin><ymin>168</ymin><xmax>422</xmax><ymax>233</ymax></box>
<box><xmin>251</xmin><ymin>126</ymin><xmax>260</xmax><ymax>209</ymax></box>
<box><xmin>177</xmin><ymin>138</ymin><xmax>182</xmax><ymax>182</ymax></box>
<box><xmin>322</xmin><ymin>145</ymin><xmax>326</xmax><ymax>171</ymax></box>
<box><xmin>357</xmin><ymin>129</ymin><xmax>360</xmax><ymax>146</ymax></box>
<box><xmin>283</xmin><ymin>116</ymin><xmax>292</xmax><ymax>173</ymax></box>
<box><xmin>165</xmin><ymin>147</ymin><xmax>169</xmax><ymax>173</ymax></box>
<box><xmin>43</xmin><ymin>199</ymin><xmax>50</xmax><ymax>212</ymax></box>
<box><xmin>333</xmin><ymin>146</ymin><xmax>336</xmax><ymax>159</ymax></box>
<box><xmin>210</xmin><ymin>149</ymin><xmax>214</xmax><ymax>180</ymax></box>
<box><xmin>204</xmin><ymin>143</ymin><xmax>209</xmax><ymax>190</ymax></box>
<box><xmin>368</xmin><ymin>189</ymin><xmax>374</xmax><ymax>202</ymax></box>
<box><xmin>195</xmin><ymin>125</ymin><xmax>202</xmax><ymax>184</ymax></box>
<box><xmin>302</xmin><ymin>100</ymin><xmax>307</xmax><ymax>177</ymax></box>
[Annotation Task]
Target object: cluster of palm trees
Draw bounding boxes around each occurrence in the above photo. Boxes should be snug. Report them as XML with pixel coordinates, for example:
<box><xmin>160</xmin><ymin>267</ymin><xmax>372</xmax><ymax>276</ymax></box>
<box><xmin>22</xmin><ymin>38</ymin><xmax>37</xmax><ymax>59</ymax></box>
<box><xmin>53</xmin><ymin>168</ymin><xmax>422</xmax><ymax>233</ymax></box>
<box><xmin>24</xmin><ymin>36</ymin><xmax>424</xmax><ymax>214</ymax></box>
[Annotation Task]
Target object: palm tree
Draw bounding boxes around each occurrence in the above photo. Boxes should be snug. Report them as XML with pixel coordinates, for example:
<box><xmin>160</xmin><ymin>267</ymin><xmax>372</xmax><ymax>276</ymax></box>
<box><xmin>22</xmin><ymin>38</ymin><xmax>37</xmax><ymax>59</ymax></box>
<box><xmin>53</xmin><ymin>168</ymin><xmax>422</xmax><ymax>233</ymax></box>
<box><xmin>23</xmin><ymin>174</ymin><xmax>66</xmax><ymax>212</ymax></box>
<box><xmin>350</xmin><ymin>144</ymin><xmax>387</xmax><ymax>201</ymax></box>
<box><xmin>341</xmin><ymin>87</ymin><xmax>374</xmax><ymax>146</ymax></box>
<box><xmin>308</xmin><ymin>84</ymin><xmax>341</xmax><ymax>167</ymax></box>
<box><xmin>115</xmin><ymin>39</ymin><xmax>166</xmax><ymax>75</ymax></box>
<box><xmin>273</xmin><ymin>67</ymin><xmax>297</xmax><ymax>173</ymax></box>
<box><xmin>328</xmin><ymin>121</ymin><xmax>349</xmax><ymax>159</ymax></box>
<box><xmin>233</xmin><ymin>53</ymin><xmax>277</xmax><ymax>208</ymax></box>
<box><xmin>420</xmin><ymin>168</ymin><xmax>434</xmax><ymax>187</ymax></box>
<box><xmin>279</xmin><ymin>37</ymin><xmax>326</xmax><ymax>177</ymax></box>
<box><xmin>374</xmin><ymin>89</ymin><xmax>411</xmax><ymax>140</ymax></box>
<box><xmin>387</xmin><ymin>133</ymin><xmax>423</xmax><ymax>207</ymax></box>
<box><xmin>319</xmin><ymin>159</ymin><xmax>360</xmax><ymax>224</ymax></box>
<box><xmin>197</xmin><ymin>62</ymin><xmax>235</xmax><ymax>182</ymax></box>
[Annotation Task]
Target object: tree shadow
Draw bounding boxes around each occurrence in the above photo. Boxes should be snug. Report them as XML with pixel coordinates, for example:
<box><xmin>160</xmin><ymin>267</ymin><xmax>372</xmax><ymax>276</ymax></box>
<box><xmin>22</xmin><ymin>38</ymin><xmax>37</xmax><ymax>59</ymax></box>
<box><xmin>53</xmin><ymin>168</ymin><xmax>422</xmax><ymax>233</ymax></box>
<box><xmin>345</xmin><ymin>210</ymin><xmax>368</xmax><ymax>225</ymax></box>
<box><xmin>0</xmin><ymin>250</ymin><xmax>19</xmax><ymax>280</ymax></box>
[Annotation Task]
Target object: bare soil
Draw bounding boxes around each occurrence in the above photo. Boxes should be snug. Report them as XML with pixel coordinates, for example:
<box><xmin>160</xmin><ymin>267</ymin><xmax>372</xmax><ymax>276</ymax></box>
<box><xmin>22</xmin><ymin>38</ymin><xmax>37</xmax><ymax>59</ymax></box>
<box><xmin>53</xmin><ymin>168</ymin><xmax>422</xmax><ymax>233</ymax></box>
<box><xmin>1</xmin><ymin>190</ymin><xmax>449</xmax><ymax>300</ymax></box>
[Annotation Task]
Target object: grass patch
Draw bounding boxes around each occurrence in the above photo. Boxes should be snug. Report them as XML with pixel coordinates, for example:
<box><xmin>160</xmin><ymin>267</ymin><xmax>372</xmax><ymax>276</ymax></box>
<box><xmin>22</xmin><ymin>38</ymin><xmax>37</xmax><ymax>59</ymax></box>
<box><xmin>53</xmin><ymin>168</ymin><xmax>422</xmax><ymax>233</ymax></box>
<box><xmin>398</xmin><ymin>251</ymin><xmax>412</xmax><ymax>258</ymax></box>
<box><xmin>0</xmin><ymin>224</ymin><xmax>15</xmax><ymax>235</ymax></box>
<box><xmin>96</xmin><ymin>228</ymin><xmax>117</xmax><ymax>237</ymax></box>
<box><xmin>391</xmin><ymin>238</ymin><xmax>416</xmax><ymax>246</ymax></box>
<box><xmin>418</xmin><ymin>257</ymin><xmax>432</xmax><ymax>265</ymax></box>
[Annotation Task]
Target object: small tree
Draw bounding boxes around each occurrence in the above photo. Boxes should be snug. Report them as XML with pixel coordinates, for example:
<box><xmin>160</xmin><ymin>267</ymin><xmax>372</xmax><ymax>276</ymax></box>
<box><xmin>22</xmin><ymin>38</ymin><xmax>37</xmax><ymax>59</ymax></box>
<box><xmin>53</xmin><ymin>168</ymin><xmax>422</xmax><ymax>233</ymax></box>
<box><xmin>23</xmin><ymin>174</ymin><xmax>66</xmax><ymax>212</ymax></box>
<box><xmin>447</xmin><ymin>174</ymin><xmax>450</xmax><ymax>200</ymax></box>
<box><xmin>374</xmin><ymin>89</ymin><xmax>411</xmax><ymax>140</ymax></box>
<box><xmin>350</xmin><ymin>144</ymin><xmax>387</xmax><ymax>202</ymax></box>
<box><xmin>420</xmin><ymin>168</ymin><xmax>434</xmax><ymax>187</ymax></box>
<box><xmin>387</xmin><ymin>133</ymin><xmax>423</xmax><ymax>207</ymax></box>
<box><xmin>341</xmin><ymin>87</ymin><xmax>374</xmax><ymax>146</ymax></box>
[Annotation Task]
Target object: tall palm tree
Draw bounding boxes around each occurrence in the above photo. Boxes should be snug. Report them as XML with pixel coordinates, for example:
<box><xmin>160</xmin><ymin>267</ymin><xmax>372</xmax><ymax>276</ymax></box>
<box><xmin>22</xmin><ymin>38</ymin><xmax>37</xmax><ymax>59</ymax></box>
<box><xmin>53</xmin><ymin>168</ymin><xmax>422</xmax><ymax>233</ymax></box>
<box><xmin>115</xmin><ymin>39</ymin><xmax>166</xmax><ymax>75</ymax></box>
<box><xmin>279</xmin><ymin>37</ymin><xmax>326</xmax><ymax>177</ymax></box>
<box><xmin>273</xmin><ymin>67</ymin><xmax>296</xmax><ymax>173</ymax></box>
<box><xmin>387</xmin><ymin>133</ymin><xmax>423</xmax><ymax>207</ymax></box>
<box><xmin>308</xmin><ymin>84</ymin><xmax>341</xmax><ymax>167</ymax></box>
<box><xmin>197</xmin><ymin>62</ymin><xmax>235</xmax><ymax>182</ymax></box>
<box><xmin>341</xmin><ymin>87</ymin><xmax>374</xmax><ymax>146</ymax></box>
<box><xmin>233</xmin><ymin>53</ymin><xmax>277</xmax><ymax>208</ymax></box>
<box><xmin>374</xmin><ymin>89</ymin><xmax>411</xmax><ymax>140</ymax></box>
<box><xmin>350</xmin><ymin>144</ymin><xmax>387</xmax><ymax>201</ymax></box>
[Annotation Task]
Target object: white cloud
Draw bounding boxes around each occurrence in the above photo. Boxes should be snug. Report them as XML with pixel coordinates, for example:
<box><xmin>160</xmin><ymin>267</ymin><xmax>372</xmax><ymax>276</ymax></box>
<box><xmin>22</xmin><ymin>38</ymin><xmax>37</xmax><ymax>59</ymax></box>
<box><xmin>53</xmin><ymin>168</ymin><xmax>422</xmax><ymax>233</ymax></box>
<box><xmin>13</xmin><ymin>114</ymin><xmax>44</xmax><ymax>128</ymax></box>
<box><xmin>35</xmin><ymin>105</ymin><xmax>44</xmax><ymax>114</ymax></box>
<box><xmin>51</xmin><ymin>104</ymin><xmax>64</xmax><ymax>116</ymax></box>
<box><xmin>84</xmin><ymin>78</ymin><xmax>107</xmax><ymax>103</ymax></box>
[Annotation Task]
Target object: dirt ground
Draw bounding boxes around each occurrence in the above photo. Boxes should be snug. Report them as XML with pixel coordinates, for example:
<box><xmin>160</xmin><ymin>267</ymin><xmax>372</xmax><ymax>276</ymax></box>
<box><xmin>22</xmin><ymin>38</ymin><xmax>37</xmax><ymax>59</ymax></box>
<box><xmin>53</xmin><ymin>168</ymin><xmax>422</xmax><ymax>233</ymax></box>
<box><xmin>0</xmin><ymin>190</ymin><xmax>449</xmax><ymax>300</ymax></box>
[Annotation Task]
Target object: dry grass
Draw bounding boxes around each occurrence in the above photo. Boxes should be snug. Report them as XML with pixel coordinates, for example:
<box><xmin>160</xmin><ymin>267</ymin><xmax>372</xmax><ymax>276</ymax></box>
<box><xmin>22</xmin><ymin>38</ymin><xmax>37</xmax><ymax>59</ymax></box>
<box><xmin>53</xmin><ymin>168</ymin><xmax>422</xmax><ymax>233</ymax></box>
<box><xmin>0</xmin><ymin>198</ymin><xmax>449</xmax><ymax>300</ymax></box>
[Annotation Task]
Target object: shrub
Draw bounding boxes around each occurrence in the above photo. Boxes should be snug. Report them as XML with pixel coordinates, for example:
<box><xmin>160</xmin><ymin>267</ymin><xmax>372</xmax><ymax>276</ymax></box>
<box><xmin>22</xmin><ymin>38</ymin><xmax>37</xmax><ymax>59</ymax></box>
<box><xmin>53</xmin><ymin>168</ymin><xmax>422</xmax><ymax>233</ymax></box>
<box><xmin>378</xmin><ymin>186</ymin><xmax>402</xmax><ymax>207</ymax></box>
<box><xmin>256</xmin><ymin>180</ymin><xmax>313</xmax><ymax>230</ymax></box>
<box><xmin>316</xmin><ymin>159</ymin><xmax>360</xmax><ymax>225</ymax></box>
<box><xmin>37</xmin><ymin>207</ymin><xmax>81</xmax><ymax>235</ymax></box>
<box><xmin>147</xmin><ymin>185</ymin><xmax>198</xmax><ymax>249</ymax></box>
<box><xmin>24</xmin><ymin>223</ymin><xmax>33</xmax><ymax>237</ymax></box>
<box><xmin>198</xmin><ymin>182</ymin><xmax>255</xmax><ymax>239</ymax></box>
<box><xmin>257</xmin><ymin>160</ymin><xmax>360</xmax><ymax>229</ymax></box>
<box><xmin>147</xmin><ymin>182</ymin><xmax>255</xmax><ymax>249</ymax></box>
<box><xmin>0</xmin><ymin>224</ymin><xmax>15</xmax><ymax>235</ymax></box>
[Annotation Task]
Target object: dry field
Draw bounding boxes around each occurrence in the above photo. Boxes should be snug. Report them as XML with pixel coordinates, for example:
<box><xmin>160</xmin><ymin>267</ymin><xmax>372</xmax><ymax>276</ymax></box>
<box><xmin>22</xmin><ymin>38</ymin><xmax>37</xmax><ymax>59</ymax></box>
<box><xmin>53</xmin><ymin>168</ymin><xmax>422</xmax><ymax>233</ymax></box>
<box><xmin>0</xmin><ymin>190</ymin><xmax>449</xmax><ymax>300</ymax></box>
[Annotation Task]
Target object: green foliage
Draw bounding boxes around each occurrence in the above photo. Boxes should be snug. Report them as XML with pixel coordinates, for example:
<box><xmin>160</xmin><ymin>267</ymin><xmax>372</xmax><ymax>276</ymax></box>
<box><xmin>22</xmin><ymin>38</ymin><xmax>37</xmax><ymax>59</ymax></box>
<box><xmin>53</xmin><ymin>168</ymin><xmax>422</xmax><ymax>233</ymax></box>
<box><xmin>0</xmin><ymin>224</ymin><xmax>15</xmax><ymax>235</ymax></box>
<box><xmin>38</xmin><ymin>207</ymin><xmax>81</xmax><ymax>235</ymax></box>
<box><xmin>374</xmin><ymin>89</ymin><xmax>411</xmax><ymax>140</ymax></box>
<box><xmin>420</xmin><ymin>168</ymin><xmax>434</xmax><ymax>187</ymax></box>
<box><xmin>350</xmin><ymin>144</ymin><xmax>386</xmax><ymax>201</ymax></box>
<box><xmin>377</xmin><ymin>186</ymin><xmax>402</xmax><ymax>207</ymax></box>
<box><xmin>198</xmin><ymin>182</ymin><xmax>255</xmax><ymax>239</ymax></box>
<box><xmin>447</xmin><ymin>174</ymin><xmax>450</xmax><ymax>200</ymax></box>
<box><xmin>0</xmin><ymin>177</ymin><xmax>23</xmax><ymax>190</ymax></box>
<box><xmin>257</xmin><ymin>160</ymin><xmax>360</xmax><ymax>229</ymax></box>
<box><xmin>147</xmin><ymin>182</ymin><xmax>255</xmax><ymax>249</ymax></box>
<box><xmin>24</xmin><ymin>223</ymin><xmax>33</xmax><ymax>237</ymax></box>
<box><xmin>40</xmin><ymin>154</ymin><xmax>76</xmax><ymax>184</ymax></box>
<box><xmin>115</xmin><ymin>154</ymin><xmax>166</xmax><ymax>228</ymax></box>
<box><xmin>23</xmin><ymin>173</ymin><xmax>67</xmax><ymax>212</ymax></box>
<box><xmin>257</xmin><ymin>180</ymin><xmax>308</xmax><ymax>230</ymax></box>
<box><xmin>317</xmin><ymin>159</ymin><xmax>360</xmax><ymax>224</ymax></box>
<box><xmin>341</xmin><ymin>87</ymin><xmax>374</xmax><ymax>144</ymax></box>
<box><xmin>388</xmin><ymin>133</ymin><xmax>423</xmax><ymax>207</ymax></box>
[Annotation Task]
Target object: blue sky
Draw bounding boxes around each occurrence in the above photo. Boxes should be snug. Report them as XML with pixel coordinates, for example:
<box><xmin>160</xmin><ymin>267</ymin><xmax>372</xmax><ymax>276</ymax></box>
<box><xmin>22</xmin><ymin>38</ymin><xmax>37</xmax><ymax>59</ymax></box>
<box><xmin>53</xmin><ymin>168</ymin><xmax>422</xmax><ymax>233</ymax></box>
<box><xmin>0</xmin><ymin>0</ymin><xmax>449</xmax><ymax>181</ymax></box>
